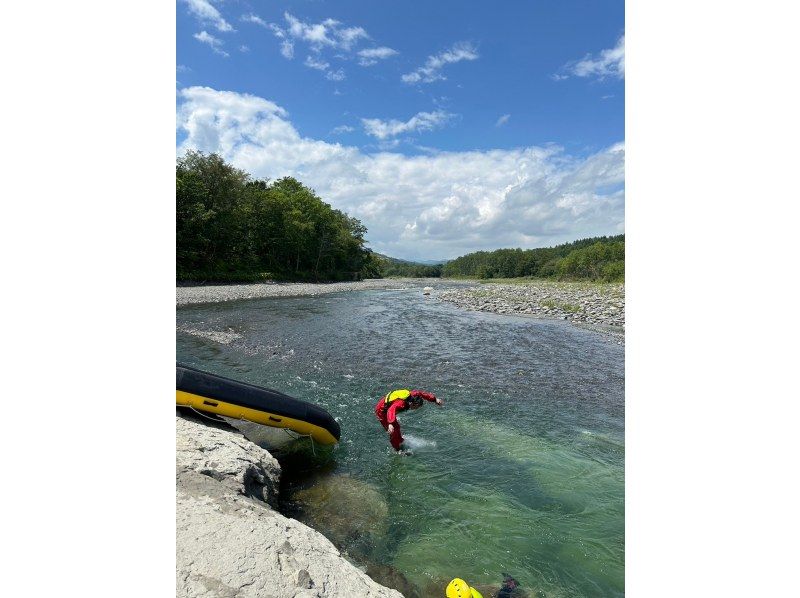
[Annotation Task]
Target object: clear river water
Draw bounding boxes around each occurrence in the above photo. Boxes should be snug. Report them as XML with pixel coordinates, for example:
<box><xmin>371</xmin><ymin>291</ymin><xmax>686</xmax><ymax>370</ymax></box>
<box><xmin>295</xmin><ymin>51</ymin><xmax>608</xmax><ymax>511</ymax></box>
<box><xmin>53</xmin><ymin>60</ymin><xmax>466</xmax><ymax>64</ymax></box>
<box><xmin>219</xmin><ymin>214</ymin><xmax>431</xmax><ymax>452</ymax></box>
<box><xmin>176</xmin><ymin>283</ymin><xmax>624</xmax><ymax>597</ymax></box>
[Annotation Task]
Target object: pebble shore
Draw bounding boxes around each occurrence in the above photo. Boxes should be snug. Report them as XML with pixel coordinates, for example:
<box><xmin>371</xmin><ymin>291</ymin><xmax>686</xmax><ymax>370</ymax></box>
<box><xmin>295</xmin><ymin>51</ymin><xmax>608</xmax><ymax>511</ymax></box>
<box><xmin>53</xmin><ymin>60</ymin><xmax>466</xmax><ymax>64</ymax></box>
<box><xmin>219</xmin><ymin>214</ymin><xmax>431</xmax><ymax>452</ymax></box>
<box><xmin>176</xmin><ymin>278</ymin><xmax>463</xmax><ymax>306</ymax></box>
<box><xmin>437</xmin><ymin>280</ymin><xmax>625</xmax><ymax>341</ymax></box>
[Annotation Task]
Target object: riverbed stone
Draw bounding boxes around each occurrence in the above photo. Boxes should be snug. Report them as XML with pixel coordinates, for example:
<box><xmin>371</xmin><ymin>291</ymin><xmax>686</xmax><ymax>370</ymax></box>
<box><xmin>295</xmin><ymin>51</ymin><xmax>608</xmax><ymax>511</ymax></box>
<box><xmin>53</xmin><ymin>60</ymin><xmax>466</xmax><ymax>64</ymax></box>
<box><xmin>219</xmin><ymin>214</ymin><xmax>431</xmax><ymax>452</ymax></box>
<box><xmin>288</xmin><ymin>474</ymin><xmax>390</xmax><ymax>552</ymax></box>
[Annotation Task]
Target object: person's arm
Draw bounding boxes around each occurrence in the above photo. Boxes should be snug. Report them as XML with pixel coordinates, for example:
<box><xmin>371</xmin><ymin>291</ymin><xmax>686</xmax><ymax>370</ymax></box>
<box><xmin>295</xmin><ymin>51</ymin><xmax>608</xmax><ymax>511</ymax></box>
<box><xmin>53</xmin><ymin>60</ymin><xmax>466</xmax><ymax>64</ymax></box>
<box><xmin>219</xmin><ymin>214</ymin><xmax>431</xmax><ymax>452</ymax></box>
<box><xmin>386</xmin><ymin>399</ymin><xmax>405</xmax><ymax>424</ymax></box>
<box><xmin>410</xmin><ymin>389</ymin><xmax>443</xmax><ymax>406</ymax></box>
<box><xmin>386</xmin><ymin>399</ymin><xmax>405</xmax><ymax>435</ymax></box>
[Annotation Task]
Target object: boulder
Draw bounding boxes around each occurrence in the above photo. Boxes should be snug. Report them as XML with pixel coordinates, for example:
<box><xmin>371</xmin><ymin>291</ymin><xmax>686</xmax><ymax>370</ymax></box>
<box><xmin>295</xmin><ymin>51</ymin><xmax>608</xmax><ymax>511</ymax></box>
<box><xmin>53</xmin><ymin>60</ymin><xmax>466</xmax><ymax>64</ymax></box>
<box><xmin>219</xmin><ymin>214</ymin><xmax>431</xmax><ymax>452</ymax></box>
<box><xmin>176</xmin><ymin>414</ymin><xmax>403</xmax><ymax>598</ymax></box>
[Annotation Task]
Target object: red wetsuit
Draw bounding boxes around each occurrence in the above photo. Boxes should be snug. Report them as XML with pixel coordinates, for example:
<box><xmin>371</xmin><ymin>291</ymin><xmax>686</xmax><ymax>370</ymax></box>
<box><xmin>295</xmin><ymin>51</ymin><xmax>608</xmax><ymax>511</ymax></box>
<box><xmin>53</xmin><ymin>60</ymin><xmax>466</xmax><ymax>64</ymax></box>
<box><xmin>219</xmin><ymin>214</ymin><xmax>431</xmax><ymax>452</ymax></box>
<box><xmin>374</xmin><ymin>389</ymin><xmax>437</xmax><ymax>450</ymax></box>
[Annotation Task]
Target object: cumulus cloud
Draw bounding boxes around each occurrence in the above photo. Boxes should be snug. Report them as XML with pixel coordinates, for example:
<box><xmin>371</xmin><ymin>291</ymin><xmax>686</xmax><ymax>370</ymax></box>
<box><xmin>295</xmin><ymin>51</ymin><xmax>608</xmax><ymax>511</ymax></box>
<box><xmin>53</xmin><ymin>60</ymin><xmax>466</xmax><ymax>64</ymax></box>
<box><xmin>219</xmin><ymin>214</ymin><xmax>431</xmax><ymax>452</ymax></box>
<box><xmin>182</xmin><ymin>0</ymin><xmax>233</xmax><ymax>33</ymax></box>
<box><xmin>331</xmin><ymin>125</ymin><xmax>355</xmax><ymax>134</ymax></box>
<box><xmin>402</xmin><ymin>42</ymin><xmax>479</xmax><ymax>84</ymax></box>
<box><xmin>558</xmin><ymin>35</ymin><xmax>625</xmax><ymax>80</ymax></box>
<box><xmin>193</xmin><ymin>31</ymin><xmax>229</xmax><ymax>57</ymax></box>
<box><xmin>495</xmin><ymin>114</ymin><xmax>511</xmax><ymax>127</ymax></box>
<box><xmin>176</xmin><ymin>87</ymin><xmax>624</xmax><ymax>260</ymax></box>
<box><xmin>358</xmin><ymin>46</ymin><xmax>399</xmax><ymax>66</ymax></box>
<box><xmin>361</xmin><ymin>111</ymin><xmax>454</xmax><ymax>140</ymax></box>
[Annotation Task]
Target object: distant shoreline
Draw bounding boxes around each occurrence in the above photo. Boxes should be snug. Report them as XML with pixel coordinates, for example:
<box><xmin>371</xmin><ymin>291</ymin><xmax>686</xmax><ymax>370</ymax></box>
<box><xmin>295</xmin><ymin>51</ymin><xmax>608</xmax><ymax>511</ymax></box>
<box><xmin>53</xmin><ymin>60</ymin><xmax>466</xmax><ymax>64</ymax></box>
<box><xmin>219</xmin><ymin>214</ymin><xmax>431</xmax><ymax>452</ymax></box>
<box><xmin>176</xmin><ymin>277</ymin><xmax>470</xmax><ymax>306</ymax></box>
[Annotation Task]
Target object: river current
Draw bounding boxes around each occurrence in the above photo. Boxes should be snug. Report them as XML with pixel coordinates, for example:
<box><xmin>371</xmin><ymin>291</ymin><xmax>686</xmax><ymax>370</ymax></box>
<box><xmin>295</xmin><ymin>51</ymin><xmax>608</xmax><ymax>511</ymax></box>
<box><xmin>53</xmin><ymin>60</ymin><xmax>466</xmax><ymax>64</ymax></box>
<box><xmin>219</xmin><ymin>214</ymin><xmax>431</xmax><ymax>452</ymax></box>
<box><xmin>176</xmin><ymin>283</ymin><xmax>624</xmax><ymax>597</ymax></box>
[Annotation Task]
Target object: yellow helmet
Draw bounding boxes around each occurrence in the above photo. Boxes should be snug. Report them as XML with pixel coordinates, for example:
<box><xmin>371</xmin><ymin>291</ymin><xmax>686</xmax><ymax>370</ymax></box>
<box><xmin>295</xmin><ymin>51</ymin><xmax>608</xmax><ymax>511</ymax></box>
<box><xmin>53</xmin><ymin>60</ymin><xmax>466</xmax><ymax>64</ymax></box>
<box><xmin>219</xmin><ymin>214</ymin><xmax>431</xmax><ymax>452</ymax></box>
<box><xmin>446</xmin><ymin>579</ymin><xmax>483</xmax><ymax>598</ymax></box>
<box><xmin>446</xmin><ymin>579</ymin><xmax>471</xmax><ymax>598</ymax></box>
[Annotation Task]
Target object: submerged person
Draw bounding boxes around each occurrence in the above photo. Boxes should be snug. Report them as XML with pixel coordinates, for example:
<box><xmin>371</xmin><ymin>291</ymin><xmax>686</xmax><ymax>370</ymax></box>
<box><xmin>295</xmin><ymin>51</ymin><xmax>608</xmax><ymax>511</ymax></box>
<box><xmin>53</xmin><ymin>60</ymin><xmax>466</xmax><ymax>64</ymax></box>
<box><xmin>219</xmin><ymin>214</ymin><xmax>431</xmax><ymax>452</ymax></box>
<box><xmin>497</xmin><ymin>573</ymin><xmax>521</xmax><ymax>598</ymax></box>
<box><xmin>374</xmin><ymin>388</ymin><xmax>442</xmax><ymax>453</ymax></box>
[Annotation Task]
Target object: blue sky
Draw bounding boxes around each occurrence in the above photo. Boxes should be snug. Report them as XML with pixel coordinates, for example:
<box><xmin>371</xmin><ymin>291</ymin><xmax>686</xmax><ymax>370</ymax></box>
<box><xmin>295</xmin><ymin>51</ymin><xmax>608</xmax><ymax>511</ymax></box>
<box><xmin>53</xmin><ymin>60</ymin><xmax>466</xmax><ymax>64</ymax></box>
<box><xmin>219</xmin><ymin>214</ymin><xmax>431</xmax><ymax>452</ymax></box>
<box><xmin>177</xmin><ymin>0</ymin><xmax>624</xmax><ymax>261</ymax></box>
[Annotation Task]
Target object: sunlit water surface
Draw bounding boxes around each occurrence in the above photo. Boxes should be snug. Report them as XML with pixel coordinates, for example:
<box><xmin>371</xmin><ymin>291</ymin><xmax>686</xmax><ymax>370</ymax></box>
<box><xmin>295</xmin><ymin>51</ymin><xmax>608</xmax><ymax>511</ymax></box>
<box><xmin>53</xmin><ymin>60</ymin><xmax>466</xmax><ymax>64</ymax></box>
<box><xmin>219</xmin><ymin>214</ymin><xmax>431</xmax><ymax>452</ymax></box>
<box><xmin>177</xmin><ymin>285</ymin><xmax>624</xmax><ymax>597</ymax></box>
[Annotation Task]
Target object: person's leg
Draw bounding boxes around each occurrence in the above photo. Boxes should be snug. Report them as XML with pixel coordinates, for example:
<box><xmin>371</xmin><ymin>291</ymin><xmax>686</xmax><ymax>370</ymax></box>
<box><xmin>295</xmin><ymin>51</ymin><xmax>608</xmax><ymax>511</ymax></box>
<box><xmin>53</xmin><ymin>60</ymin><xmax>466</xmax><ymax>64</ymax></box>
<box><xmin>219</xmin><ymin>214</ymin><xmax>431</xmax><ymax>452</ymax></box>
<box><xmin>390</xmin><ymin>422</ymin><xmax>404</xmax><ymax>451</ymax></box>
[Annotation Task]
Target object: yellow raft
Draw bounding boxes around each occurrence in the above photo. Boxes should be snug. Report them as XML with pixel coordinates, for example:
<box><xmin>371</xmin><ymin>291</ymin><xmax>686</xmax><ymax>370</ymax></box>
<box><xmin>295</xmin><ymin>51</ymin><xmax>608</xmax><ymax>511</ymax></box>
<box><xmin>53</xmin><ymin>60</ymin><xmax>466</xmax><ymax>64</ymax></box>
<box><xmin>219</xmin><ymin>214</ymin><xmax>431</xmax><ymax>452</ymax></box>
<box><xmin>176</xmin><ymin>364</ymin><xmax>340</xmax><ymax>445</ymax></box>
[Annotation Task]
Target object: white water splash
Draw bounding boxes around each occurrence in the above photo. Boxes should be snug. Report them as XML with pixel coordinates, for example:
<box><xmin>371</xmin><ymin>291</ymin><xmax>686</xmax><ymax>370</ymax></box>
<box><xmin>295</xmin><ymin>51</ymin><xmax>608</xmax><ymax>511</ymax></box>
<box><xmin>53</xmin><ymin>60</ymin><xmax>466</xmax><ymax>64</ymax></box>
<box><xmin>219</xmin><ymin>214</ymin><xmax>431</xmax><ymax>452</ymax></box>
<box><xmin>402</xmin><ymin>435</ymin><xmax>437</xmax><ymax>450</ymax></box>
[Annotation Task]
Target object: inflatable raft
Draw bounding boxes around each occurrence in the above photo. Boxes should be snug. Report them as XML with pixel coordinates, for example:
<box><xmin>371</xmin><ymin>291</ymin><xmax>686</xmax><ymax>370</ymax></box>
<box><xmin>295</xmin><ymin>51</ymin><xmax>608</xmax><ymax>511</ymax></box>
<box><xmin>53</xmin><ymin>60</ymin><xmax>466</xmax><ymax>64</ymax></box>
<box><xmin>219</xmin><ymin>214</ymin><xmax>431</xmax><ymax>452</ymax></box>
<box><xmin>176</xmin><ymin>364</ymin><xmax>340</xmax><ymax>445</ymax></box>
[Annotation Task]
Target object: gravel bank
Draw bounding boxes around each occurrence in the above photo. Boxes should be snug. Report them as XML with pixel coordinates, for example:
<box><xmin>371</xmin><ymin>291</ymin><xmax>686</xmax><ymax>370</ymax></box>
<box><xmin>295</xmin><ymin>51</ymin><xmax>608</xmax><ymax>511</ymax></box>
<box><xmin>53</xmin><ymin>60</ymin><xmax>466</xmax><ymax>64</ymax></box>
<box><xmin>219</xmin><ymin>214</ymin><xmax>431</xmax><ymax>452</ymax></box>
<box><xmin>176</xmin><ymin>278</ymin><xmax>467</xmax><ymax>306</ymax></box>
<box><xmin>437</xmin><ymin>280</ymin><xmax>625</xmax><ymax>340</ymax></box>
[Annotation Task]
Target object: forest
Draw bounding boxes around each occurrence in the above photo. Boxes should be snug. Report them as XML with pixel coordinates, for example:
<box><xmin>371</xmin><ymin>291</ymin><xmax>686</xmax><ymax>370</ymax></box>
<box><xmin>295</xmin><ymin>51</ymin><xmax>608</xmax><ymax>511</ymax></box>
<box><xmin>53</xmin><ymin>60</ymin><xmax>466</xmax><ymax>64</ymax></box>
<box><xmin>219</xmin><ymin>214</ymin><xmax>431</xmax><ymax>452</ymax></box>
<box><xmin>440</xmin><ymin>235</ymin><xmax>625</xmax><ymax>281</ymax></box>
<box><xmin>177</xmin><ymin>152</ymin><xmax>380</xmax><ymax>282</ymax></box>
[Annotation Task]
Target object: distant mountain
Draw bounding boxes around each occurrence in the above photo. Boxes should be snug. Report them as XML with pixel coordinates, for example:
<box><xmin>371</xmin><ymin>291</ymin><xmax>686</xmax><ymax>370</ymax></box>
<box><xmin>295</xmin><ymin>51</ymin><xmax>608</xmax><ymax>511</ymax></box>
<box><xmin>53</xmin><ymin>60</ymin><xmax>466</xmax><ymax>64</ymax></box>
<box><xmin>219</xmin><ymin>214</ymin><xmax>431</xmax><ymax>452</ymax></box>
<box><xmin>373</xmin><ymin>253</ymin><xmax>446</xmax><ymax>266</ymax></box>
<box><xmin>415</xmin><ymin>258</ymin><xmax>449</xmax><ymax>265</ymax></box>
<box><xmin>372</xmin><ymin>253</ymin><xmax>443</xmax><ymax>278</ymax></box>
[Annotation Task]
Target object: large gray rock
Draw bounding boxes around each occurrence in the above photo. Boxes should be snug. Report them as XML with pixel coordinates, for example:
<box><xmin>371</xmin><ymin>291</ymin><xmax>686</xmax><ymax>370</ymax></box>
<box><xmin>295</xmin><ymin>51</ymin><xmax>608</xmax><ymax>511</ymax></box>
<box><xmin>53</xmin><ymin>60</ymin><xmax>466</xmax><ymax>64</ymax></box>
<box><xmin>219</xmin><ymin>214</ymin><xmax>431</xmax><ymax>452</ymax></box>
<box><xmin>177</xmin><ymin>413</ymin><xmax>281</xmax><ymax>506</ymax></box>
<box><xmin>176</xmin><ymin>414</ymin><xmax>403</xmax><ymax>598</ymax></box>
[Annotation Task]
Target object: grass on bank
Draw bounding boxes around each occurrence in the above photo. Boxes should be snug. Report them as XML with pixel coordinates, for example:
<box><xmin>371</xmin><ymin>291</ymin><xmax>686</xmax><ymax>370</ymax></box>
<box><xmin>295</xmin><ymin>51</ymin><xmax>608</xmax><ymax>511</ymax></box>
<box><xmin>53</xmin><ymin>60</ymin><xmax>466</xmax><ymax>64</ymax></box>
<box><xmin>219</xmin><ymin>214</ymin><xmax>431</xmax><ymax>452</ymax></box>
<box><xmin>539</xmin><ymin>298</ymin><xmax>583</xmax><ymax>313</ymax></box>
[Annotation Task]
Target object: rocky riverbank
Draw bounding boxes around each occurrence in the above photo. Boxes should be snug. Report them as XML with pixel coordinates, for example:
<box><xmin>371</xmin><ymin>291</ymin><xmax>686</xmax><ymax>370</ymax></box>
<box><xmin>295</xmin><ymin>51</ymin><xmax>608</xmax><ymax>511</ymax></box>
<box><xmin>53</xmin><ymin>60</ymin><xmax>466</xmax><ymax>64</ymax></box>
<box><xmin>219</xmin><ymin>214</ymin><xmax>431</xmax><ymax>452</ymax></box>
<box><xmin>176</xmin><ymin>278</ymin><xmax>469</xmax><ymax>306</ymax></box>
<box><xmin>176</xmin><ymin>412</ymin><xmax>403</xmax><ymax>598</ymax></box>
<box><xmin>437</xmin><ymin>280</ymin><xmax>625</xmax><ymax>340</ymax></box>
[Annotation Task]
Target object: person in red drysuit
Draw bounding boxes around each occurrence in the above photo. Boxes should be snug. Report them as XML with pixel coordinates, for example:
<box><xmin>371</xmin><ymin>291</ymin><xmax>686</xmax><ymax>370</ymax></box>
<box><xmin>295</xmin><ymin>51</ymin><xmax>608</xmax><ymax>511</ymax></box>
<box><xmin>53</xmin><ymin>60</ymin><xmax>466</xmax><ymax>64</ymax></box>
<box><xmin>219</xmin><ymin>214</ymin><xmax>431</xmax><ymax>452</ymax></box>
<box><xmin>374</xmin><ymin>388</ymin><xmax>443</xmax><ymax>452</ymax></box>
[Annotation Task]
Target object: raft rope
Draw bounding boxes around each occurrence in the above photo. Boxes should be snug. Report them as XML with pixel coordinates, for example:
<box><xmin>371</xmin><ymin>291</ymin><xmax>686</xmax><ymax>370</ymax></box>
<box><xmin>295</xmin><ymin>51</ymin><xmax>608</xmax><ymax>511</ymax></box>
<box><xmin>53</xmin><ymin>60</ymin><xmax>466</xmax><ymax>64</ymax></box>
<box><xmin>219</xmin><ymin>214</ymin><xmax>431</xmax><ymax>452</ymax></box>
<box><xmin>280</xmin><ymin>427</ymin><xmax>318</xmax><ymax>456</ymax></box>
<box><xmin>185</xmin><ymin>405</ymin><xmax>228</xmax><ymax>424</ymax></box>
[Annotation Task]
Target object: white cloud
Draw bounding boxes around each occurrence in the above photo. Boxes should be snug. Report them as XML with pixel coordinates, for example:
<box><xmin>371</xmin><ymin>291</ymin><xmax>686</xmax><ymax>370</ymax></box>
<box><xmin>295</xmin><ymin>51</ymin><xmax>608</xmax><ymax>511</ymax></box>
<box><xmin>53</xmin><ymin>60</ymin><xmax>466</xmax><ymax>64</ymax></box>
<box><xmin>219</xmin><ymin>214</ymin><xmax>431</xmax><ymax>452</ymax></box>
<box><xmin>182</xmin><ymin>0</ymin><xmax>233</xmax><ymax>33</ymax></box>
<box><xmin>239</xmin><ymin>45</ymin><xmax>250</xmax><ymax>53</ymax></box>
<box><xmin>280</xmin><ymin>40</ymin><xmax>294</xmax><ymax>59</ymax></box>
<box><xmin>361</xmin><ymin>111</ymin><xmax>454</xmax><ymax>140</ymax></box>
<box><xmin>253</xmin><ymin>12</ymin><xmax>377</xmax><ymax>78</ymax></box>
<box><xmin>495</xmin><ymin>114</ymin><xmax>511</xmax><ymax>127</ymax></box>
<box><xmin>193</xmin><ymin>31</ymin><xmax>229</xmax><ymax>57</ymax></box>
<box><xmin>303</xmin><ymin>56</ymin><xmax>345</xmax><ymax>81</ymax></box>
<box><xmin>176</xmin><ymin>87</ymin><xmax>624</xmax><ymax>260</ymax></box>
<box><xmin>304</xmin><ymin>56</ymin><xmax>330</xmax><ymax>71</ymax></box>
<box><xmin>559</xmin><ymin>35</ymin><xmax>625</xmax><ymax>80</ymax></box>
<box><xmin>241</xmin><ymin>13</ymin><xmax>268</xmax><ymax>28</ymax></box>
<box><xmin>331</xmin><ymin>125</ymin><xmax>355</xmax><ymax>134</ymax></box>
<box><xmin>358</xmin><ymin>46</ymin><xmax>399</xmax><ymax>66</ymax></box>
<box><xmin>402</xmin><ymin>42</ymin><xmax>479</xmax><ymax>84</ymax></box>
<box><xmin>326</xmin><ymin>69</ymin><xmax>346</xmax><ymax>82</ymax></box>
<box><xmin>335</xmin><ymin>24</ymin><xmax>370</xmax><ymax>51</ymax></box>
<box><xmin>279</xmin><ymin>12</ymin><xmax>368</xmax><ymax>51</ymax></box>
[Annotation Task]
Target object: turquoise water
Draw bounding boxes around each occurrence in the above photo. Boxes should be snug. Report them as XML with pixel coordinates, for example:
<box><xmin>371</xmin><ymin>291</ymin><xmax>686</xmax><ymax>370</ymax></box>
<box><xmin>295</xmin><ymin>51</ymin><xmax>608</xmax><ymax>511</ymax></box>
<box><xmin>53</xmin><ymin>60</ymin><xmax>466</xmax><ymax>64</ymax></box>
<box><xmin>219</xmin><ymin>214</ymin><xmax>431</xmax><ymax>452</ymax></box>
<box><xmin>176</xmin><ymin>285</ymin><xmax>624</xmax><ymax>597</ymax></box>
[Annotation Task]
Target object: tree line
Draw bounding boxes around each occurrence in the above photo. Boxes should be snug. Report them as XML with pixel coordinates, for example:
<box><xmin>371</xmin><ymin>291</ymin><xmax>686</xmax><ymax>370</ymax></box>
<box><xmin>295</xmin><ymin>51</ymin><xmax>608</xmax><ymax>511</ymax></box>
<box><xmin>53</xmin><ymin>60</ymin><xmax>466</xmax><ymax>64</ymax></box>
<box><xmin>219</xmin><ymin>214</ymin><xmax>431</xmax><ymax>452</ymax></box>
<box><xmin>177</xmin><ymin>151</ymin><xmax>380</xmax><ymax>282</ymax></box>
<box><xmin>177</xmin><ymin>152</ymin><xmax>623</xmax><ymax>282</ymax></box>
<box><xmin>440</xmin><ymin>235</ymin><xmax>624</xmax><ymax>281</ymax></box>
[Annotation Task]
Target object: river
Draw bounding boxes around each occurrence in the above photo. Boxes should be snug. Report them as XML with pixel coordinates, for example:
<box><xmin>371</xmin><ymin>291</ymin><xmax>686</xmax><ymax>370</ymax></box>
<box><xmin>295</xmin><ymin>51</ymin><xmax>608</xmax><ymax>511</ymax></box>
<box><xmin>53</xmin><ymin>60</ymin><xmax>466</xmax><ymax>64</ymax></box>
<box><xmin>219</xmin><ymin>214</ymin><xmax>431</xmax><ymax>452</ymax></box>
<box><xmin>176</xmin><ymin>283</ymin><xmax>624</xmax><ymax>597</ymax></box>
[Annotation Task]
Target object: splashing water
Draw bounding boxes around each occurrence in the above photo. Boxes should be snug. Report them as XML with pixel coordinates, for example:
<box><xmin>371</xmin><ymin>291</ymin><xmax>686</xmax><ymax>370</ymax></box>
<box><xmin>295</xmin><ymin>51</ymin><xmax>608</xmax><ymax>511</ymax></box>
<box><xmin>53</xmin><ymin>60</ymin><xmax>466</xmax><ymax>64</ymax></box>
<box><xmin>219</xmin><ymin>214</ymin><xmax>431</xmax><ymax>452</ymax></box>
<box><xmin>401</xmin><ymin>434</ymin><xmax>437</xmax><ymax>451</ymax></box>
